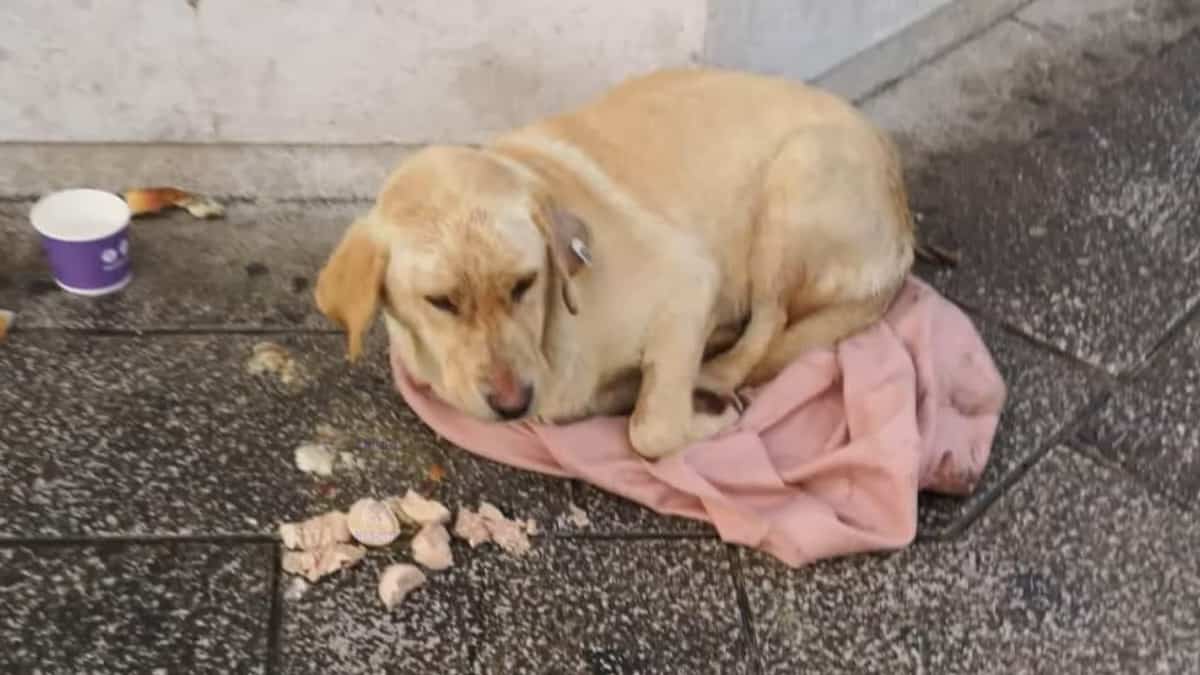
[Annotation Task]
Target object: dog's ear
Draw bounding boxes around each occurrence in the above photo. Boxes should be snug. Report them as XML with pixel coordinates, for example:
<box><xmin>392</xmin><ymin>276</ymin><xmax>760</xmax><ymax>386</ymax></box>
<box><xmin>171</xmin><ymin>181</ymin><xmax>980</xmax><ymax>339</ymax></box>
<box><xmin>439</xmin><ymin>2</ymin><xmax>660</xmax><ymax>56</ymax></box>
<box><xmin>532</xmin><ymin>201</ymin><xmax>592</xmax><ymax>315</ymax></box>
<box><xmin>314</xmin><ymin>221</ymin><xmax>388</xmax><ymax>362</ymax></box>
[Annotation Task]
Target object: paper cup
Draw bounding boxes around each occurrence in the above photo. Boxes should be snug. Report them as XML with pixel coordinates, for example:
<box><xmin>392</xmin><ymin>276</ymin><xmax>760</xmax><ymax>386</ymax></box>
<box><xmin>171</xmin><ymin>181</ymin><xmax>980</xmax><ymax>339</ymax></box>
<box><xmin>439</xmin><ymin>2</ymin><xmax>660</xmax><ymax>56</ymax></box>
<box><xmin>30</xmin><ymin>189</ymin><xmax>133</xmax><ymax>296</ymax></box>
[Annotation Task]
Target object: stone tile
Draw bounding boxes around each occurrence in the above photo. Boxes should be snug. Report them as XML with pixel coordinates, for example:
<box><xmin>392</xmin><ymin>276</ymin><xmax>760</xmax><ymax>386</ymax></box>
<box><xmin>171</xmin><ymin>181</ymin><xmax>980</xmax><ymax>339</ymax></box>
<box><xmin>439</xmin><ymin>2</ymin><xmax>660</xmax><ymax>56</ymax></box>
<box><xmin>1074</xmin><ymin>314</ymin><xmax>1200</xmax><ymax>505</ymax></box>
<box><xmin>278</xmin><ymin>538</ymin><xmax>753</xmax><ymax>674</ymax></box>
<box><xmin>911</xmin><ymin>31</ymin><xmax>1200</xmax><ymax>374</ymax></box>
<box><xmin>741</xmin><ymin>447</ymin><xmax>1200</xmax><ymax>675</ymax></box>
<box><xmin>0</xmin><ymin>200</ymin><xmax>362</xmax><ymax>329</ymax></box>
<box><xmin>917</xmin><ymin>320</ymin><xmax>1102</xmax><ymax>534</ymax></box>
<box><xmin>0</xmin><ymin>541</ymin><xmax>273</xmax><ymax>673</ymax></box>
<box><xmin>0</xmin><ymin>331</ymin><xmax>569</xmax><ymax>537</ymax></box>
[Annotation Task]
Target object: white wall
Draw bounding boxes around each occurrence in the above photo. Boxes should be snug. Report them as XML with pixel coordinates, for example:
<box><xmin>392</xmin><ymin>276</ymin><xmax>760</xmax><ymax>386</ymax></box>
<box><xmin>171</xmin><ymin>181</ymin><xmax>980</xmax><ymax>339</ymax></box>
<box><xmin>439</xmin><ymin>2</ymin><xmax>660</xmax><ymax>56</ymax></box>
<box><xmin>0</xmin><ymin>0</ymin><xmax>964</xmax><ymax>147</ymax></box>
<box><xmin>0</xmin><ymin>0</ymin><xmax>707</xmax><ymax>144</ymax></box>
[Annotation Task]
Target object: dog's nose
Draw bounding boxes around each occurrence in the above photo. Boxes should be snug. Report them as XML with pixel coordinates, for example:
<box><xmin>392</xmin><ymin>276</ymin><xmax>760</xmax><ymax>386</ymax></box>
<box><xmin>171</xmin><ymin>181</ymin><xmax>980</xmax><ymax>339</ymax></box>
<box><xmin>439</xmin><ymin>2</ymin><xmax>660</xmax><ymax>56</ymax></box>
<box><xmin>484</xmin><ymin>366</ymin><xmax>534</xmax><ymax>420</ymax></box>
<box><xmin>486</xmin><ymin>384</ymin><xmax>534</xmax><ymax>420</ymax></box>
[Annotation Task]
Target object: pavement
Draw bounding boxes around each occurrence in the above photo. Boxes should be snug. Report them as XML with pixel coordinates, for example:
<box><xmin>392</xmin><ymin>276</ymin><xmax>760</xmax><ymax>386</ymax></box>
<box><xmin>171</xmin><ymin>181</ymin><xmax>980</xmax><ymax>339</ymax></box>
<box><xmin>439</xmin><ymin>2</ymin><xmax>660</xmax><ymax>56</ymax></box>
<box><xmin>3</xmin><ymin>3</ymin><xmax>1200</xmax><ymax>673</ymax></box>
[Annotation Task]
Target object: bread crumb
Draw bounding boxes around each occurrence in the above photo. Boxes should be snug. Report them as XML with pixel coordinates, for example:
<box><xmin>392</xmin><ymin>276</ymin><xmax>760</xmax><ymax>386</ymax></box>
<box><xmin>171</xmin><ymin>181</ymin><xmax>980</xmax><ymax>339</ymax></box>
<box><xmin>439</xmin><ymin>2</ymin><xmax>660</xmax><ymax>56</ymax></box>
<box><xmin>478</xmin><ymin>502</ymin><xmax>532</xmax><ymax>556</ymax></box>
<box><xmin>452</xmin><ymin>507</ymin><xmax>490</xmax><ymax>548</ymax></box>
<box><xmin>453</xmin><ymin>502</ymin><xmax>533</xmax><ymax>556</ymax></box>
<box><xmin>411</xmin><ymin>523</ymin><xmax>453</xmax><ymax>571</ymax></box>
<box><xmin>283</xmin><ymin>577</ymin><xmax>310</xmax><ymax>601</ymax></box>
<box><xmin>294</xmin><ymin>443</ymin><xmax>336</xmax><ymax>476</ymax></box>
<box><xmin>0</xmin><ymin>309</ymin><xmax>13</xmax><ymax>344</ymax></box>
<box><xmin>394</xmin><ymin>489</ymin><xmax>451</xmax><ymax>526</ymax></box>
<box><xmin>566</xmin><ymin>503</ymin><xmax>591</xmax><ymax>528</ymax></box>
<box><xmin>281</xmin><ymin>543</ymin><xmax>366</xmax><ymax>583</ymax></box>
<box><xmin>378</xmin><ymin>563</ymin><xmax>426</xmax><ymax>609</ymax></box>
<box><xmin>279</xmin><ymin>510</ymin><xmax>351</xmax><ymax>550</ymax></box>
<box><xmin>347</xmin><ymin>497</ymin><xmax>402</xmax><ymax>547</ymax></box>
<box><xmin>245</xmin><ymin>341</ymin><xmax>305</xmax><ymax>388</ymax></box>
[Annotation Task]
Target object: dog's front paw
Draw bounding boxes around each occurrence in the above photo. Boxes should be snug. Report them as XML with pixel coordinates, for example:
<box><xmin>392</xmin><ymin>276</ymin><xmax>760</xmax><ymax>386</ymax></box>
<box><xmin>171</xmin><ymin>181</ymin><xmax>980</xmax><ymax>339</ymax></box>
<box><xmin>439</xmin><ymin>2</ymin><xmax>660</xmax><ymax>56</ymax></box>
<box><xmin>629</xmin><ymin>416</ymin><xmax>690</xmax><ymax>460</ymax></box>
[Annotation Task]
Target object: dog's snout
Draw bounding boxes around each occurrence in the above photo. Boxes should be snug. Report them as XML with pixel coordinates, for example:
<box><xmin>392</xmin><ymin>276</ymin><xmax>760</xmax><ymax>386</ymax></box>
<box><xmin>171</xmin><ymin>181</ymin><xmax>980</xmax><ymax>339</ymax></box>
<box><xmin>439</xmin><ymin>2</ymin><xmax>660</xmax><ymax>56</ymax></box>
<box><xmin>484</xmin><ymin>366</ymin><xmax>534</xmax><ymax>420</ymax></box>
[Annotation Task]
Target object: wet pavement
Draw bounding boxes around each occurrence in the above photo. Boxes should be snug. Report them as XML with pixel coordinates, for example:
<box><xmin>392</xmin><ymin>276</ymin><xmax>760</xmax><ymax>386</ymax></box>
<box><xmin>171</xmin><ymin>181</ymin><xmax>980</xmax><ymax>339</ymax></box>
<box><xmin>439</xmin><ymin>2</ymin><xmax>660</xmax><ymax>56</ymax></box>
<box><xmin>3</xmin><ymin>28</ymin><xmax>1200</xmax><ymax>675</ymax></box>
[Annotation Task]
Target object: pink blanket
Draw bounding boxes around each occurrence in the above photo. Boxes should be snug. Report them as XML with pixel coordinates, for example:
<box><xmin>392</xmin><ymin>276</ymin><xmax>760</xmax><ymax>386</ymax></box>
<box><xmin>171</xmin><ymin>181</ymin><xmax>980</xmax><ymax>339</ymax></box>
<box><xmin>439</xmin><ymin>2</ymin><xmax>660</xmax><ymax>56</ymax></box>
<box><xmin>391</xmin><ymin>278</ymin><xmax>1006</xmax><ymax>567</ymax></box>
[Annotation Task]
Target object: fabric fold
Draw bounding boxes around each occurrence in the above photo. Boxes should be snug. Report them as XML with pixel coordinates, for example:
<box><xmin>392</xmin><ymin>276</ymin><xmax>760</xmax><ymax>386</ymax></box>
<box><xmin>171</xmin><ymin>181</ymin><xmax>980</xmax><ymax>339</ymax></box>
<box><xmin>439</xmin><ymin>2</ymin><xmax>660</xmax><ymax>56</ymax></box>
<box><xmin>390</xmin><ymin>277</ymin><xmax>1007</xmax><ymax>568</ymax></box>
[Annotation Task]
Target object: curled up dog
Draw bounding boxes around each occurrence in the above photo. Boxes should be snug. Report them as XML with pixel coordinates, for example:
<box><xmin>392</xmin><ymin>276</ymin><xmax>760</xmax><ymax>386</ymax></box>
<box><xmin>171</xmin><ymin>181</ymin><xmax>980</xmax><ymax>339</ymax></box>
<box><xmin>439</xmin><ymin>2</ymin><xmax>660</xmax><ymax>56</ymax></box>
<box><xmin>314</xmin><ymin>67</ymin><xmax>916</xmax><ymax>460</ymax></box>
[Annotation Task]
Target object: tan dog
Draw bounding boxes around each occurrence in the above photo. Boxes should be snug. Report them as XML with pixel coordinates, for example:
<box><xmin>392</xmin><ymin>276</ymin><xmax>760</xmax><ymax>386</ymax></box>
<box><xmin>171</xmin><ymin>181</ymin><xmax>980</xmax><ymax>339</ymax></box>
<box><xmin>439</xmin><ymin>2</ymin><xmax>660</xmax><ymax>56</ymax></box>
<box><xmin>315</xmin><ymin>67</ymin><xmax>915</xmax><ymax>459</ymax></box>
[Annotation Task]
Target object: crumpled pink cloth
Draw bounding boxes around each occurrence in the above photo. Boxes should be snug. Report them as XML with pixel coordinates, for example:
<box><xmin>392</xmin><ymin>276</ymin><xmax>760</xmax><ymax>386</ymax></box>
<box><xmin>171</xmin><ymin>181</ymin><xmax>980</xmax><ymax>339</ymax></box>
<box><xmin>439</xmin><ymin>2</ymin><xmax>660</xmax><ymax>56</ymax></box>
<box><xmin>390</xmin><ymin>278</ymin><xmax>1006</xmax><ymax>567</ymax></box>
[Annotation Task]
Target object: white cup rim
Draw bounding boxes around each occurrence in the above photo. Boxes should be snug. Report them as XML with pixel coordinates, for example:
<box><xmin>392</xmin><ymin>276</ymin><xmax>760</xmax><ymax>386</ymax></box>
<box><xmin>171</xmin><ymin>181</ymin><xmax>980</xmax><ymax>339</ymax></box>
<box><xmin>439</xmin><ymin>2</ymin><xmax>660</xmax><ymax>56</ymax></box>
<box><xmin>30</xmin><ymin>188</ymin><xmax>131</xmax><ymax>242</ymax></box>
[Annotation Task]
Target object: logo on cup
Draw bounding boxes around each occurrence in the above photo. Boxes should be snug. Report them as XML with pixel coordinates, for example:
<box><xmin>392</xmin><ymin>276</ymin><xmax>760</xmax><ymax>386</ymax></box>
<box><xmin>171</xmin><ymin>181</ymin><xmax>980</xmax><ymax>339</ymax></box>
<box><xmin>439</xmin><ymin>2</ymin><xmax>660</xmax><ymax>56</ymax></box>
<box><xmin>100</xmin><ymin>238</ymin><xmax>129</xmax><ymax>271</ymax></box>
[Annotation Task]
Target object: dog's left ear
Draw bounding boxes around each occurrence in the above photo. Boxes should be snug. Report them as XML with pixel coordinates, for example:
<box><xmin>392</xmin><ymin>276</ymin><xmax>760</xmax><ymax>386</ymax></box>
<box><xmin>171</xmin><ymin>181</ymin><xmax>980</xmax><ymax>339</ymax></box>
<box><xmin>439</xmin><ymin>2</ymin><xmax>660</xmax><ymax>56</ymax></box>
<box><xmin>314</xmin><ymin>220</ymin><xmax>389</xmax><ymax>362</ymax></box>
<box><xmin>532</xmin><ymin>201</ymin><xmax>593</xmax><ymax>315</ymax></box>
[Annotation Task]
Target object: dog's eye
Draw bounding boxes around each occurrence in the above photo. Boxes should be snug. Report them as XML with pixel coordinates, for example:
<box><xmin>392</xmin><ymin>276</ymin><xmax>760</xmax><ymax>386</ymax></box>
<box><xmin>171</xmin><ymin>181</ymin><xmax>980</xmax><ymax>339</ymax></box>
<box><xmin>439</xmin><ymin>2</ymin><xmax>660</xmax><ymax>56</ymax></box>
<box><xmin>425</xmin><ymin>295</ymin><xmax>458</xmax><ymax>315</ymax></box>
<box><xmin>511</xmin><ymin>274</ymin><xmax>537</xmax><ymax>302</ymax></box>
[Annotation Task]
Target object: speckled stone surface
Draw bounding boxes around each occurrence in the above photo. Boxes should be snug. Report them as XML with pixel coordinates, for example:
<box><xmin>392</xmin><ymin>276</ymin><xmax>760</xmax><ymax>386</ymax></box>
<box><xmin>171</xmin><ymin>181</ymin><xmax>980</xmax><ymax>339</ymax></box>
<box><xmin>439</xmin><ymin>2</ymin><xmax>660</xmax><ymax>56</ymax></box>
<box><xmin>916</xmin><ymin>319</ymin><xmax>1103</xmax><ymax>535</ymax></box>
<box><xmin>278</xmin><ymin>538</ymin><xmax>752</xmax><ymax>674</ymax></box>
<box><xmin>0</xmin><ymin>541</ymin><xmax>273</xmax><ymax>673</ymax></box>
<box><xmin>0</xmin><ymin>200</ymin><xmax>360</xmax><ymax>329</ymax></box>
<box><xmin>1075</xmin><ymin>314</ymin><xmax>1200</xmax><ymax>506</ymax></box>
<box><xmin>0</xmin><ymin>330</ymin><xmax>586</xmax><ymax>537</ymax></box>
<box><xmin>910</xmin><ymin>32</ymin><xmax>1200</xmax><ymax>375</ymax></box>
<box><xmin>741</xmin><ymin>447</ymin><xmax>1200</xmax><ymax>675</ymax></box>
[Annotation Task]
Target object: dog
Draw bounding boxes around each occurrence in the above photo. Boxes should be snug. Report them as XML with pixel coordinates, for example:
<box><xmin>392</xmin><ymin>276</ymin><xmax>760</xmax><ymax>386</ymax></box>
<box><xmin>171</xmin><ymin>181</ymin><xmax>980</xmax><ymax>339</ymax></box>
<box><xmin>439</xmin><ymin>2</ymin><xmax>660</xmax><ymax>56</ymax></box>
<box><xmin>314</xmin><ymin>67</ymin><xmax>915</xmax><ymax>459</ymax></box>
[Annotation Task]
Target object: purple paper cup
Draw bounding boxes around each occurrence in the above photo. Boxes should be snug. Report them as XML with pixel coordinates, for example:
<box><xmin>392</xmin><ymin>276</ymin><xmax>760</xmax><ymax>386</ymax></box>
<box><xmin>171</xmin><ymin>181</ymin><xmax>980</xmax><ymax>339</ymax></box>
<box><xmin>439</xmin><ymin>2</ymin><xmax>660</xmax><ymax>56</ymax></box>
<box><xmin>30</xmin><ymin>189</ymin><xmax>133</xmax><ymax>296</ymax></box>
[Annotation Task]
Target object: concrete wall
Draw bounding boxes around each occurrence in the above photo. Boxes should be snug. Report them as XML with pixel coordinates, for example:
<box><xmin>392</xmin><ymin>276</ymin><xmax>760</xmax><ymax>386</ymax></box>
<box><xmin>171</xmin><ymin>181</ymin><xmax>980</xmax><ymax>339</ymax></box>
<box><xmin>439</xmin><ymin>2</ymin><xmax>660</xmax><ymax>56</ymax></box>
<box><xmin>0</xmin><ymin>0</ymin><xmax>707</xmax><ymax>144</ymax></box>
<box><xmin>705</xmin><ymin>0</ymin><xmax>956</xmax><ymax>83</ymax></box>
<box><xmin>1</xmin><ymin>0</ymin><xmax>971</xmax><ymax>146</ymax></box>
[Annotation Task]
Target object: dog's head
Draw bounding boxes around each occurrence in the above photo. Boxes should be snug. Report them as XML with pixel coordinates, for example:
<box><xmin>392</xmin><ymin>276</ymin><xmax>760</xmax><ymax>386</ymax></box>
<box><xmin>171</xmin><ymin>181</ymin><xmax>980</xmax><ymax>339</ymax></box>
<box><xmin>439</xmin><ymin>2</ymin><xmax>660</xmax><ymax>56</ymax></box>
<box><xmin>314</xmin><ymin>145</ymin><xmax>591</xmax><ymax>421</ymax></box>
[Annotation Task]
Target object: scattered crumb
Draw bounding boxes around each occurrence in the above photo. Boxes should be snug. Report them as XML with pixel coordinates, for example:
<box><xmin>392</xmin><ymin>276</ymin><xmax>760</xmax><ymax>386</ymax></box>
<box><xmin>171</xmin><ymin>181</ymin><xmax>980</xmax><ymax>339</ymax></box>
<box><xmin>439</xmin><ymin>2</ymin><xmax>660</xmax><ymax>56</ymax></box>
<box><xmin>281</xmin><ymin>543</ymin><xmax>366</xmax><ymax>583</ymax></box>
<box><xmin>452</xmin><ymin>508</ymin><xmax>490</xmax><ymax>548</ymax></box>
<box><xmin>478</xmin><ymin>502</ymin><xmax>532</xmax><ymax>556</ymax></box>
<box><xmin>283</xmin><ymin>577</ymin><xmax>310</xmax><ymax>601</ymax></box>
<box><xmin>394</xmin><ymin>489</ymin><xmax>451</xmax><ymax>526</ymax></box>
<box><xmin>411</xmin><ymin>523</ymin><xmax>454</xmax><ymax>571</ymax></box>
<box><xmin>294</xmin><ymin>443</ymin><xmax>336</xmax><ymax>477</ymax></box>
<box><xmin>0</xmin><ymin>309</ymin><xmax>12</xmax><ymax>343</ymax></box>
<box><xmin>245</xmin><ymin>341</ymin><xmax>305</xmax><ymax>388</ymax></box>
<box><xmin>453</xmin><ymin>503</ymin><xmax>534</xmax><ymax>556</ymax></box>
<box><xmin>338</xmin><ymin>451</ymin><xmax>364</xmax><ymax>471</ymax></box>
<box><xmin>566</xmin><ymin>503</ymin><xmax>591</xmax><ymax>529</ymax></box>
<box><xmin>124</xmin><ymin>186</ymin><xmax>225</xmax><ymax>219</ymax></box>
<box><xmin>279</xmin><ymin>511</ymin><xmax>350</xmax><ymax>550</ymax></box>
<box><xmin>427</xmin><ymin>464</ymin><xmax>447</xmax><ymax>483</ymax></box>
<box><xmin>347</xmin><ymin>498</ymin><xmax>401</xmax><ymax>547</ymax></box>
<box><xmin>378</xmin><ymin>564</ymin><xmax>426</xmax><ymax>610</ymax></box>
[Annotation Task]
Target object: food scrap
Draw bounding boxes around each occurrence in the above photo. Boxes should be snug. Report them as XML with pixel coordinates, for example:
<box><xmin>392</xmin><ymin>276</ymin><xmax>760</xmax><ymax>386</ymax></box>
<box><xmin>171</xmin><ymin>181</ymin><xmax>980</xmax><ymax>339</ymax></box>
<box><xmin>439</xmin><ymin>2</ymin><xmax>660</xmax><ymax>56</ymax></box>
<box><xmin>378</xmin><ymin>564</ymin><xmax>427</xmax><ymax>610</ymax></box>
<box><xmin>453</xmin><ymin>502</ymin><xmax>535</xmax><ymax>556</ymax></box>
<box><xmin>411</xmin><ymin>523</ymin><xmax>454</xmax><ymax>571</ymax></box>
<box><xmin>452</xmin><ymin>507</ymin><xmax>491</xmax><ymax>548</ymax></box>
<box><xmin>281</xmin><ymin>543</ymin><xmax>366</xmax><ymax>583</ymax></box>
<box><xmin>0</xmin><ymin>309</ymin><xmax>13</xmax><ymax>343</ymax></box>
<box><xmin>294</xmin><ymin>443</ymin><xmax>336</xmax><ymax>477</ymax></box>
<box><xmin>426</xmin><ymin>463</ymin><xmax>447</xmax><ymax>483</ymax></box>
<box><xmin>245</xmin><ymin>341</ymin><xmax>306</xmax><ymax>388</ymax></box>
<box><xmin>124</xmin><ymin>186</ymin><xmax>225</xmax><ymax>219</ymax></box>
<box><xmin>393</xmin><ymin>489</ymin><xmax>451</xmax><ymax>526</ymax></box>
<box><xmin>347</xmin><ymin>498</ymin><xmax>402</xmax><ymax>547</ymax></box>
<box><xmin>279</xmin><ymin>510</ymin><xmax>351</xmax><ymax>550</ymax></box>
<box><xmin>565</xmin><ymin>503</ymin><xmax>591</xmax><ymax>529</ymax></box>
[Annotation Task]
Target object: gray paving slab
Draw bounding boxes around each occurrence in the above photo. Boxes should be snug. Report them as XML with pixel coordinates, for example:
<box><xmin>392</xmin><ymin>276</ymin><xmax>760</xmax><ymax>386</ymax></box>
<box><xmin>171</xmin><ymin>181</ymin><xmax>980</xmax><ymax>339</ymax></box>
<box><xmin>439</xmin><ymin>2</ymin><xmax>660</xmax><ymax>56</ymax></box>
<box><xmin>1075</xmin><ymin>313</ymin><xmax>1200</xmax><ymax>506</ymax></box>
<box><xmin>917</xmin><ymin>320</ymin><xmax>1102</xmax><ymax>534</ymax></box>
<box><xmin>740</xmin><ymin>447</ymin><xmax>1200</xmax><ymax>675</ymax></box>
<box><xmin>911</xmin><ymin>30</ymin><xmax>1200</xmax><ymax>375</ymax></box>
<box><xmin>0</xmin><ymin>199</ymin><xmax>360</xmax><ymax>330</ymax></box>
<box><xmin>278</xmin><ymin>538</ymin><xmax>752</xmax><ymax>674</ymax></box>
<box><xmin>0</xmin><ymin>329</ymin><xmax>709</xmax><ymax>538</ymax></box>
<box><xmin>0</xmin><ymin>541</ymin><xmax>273</xmax><ymax>674</ymax></box>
